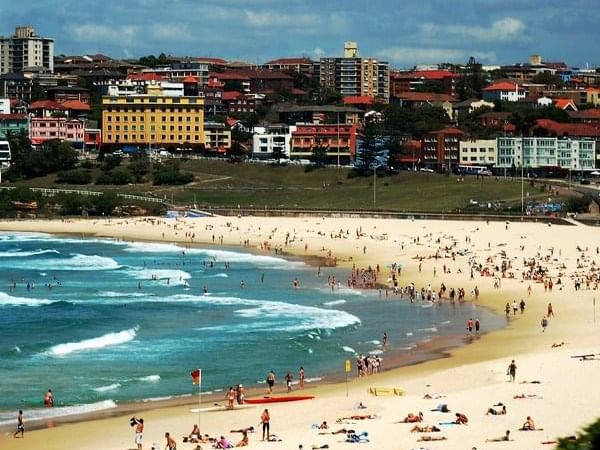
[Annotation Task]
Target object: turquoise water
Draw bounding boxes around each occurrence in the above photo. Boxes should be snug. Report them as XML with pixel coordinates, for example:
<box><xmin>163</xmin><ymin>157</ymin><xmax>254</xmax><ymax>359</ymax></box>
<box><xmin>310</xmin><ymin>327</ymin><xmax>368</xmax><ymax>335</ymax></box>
<box><xmin>0</xmin><ymin>231</ymin><xmax>503</xmax><ymax>425</ymax></box>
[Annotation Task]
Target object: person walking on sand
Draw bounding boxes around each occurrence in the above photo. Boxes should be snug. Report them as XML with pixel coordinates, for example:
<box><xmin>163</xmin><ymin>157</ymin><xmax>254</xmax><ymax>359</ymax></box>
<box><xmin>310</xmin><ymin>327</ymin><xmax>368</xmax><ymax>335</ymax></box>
<box><xmin>541</xmin><ymin>316</ymin><xmax>548</xmax><ymax>332</ymax></box>
<box><xmin>13</xmin><ymin>410</ymin><xmax>24</xmax><ymax>438</ymax></box>
<box><xmin>299</xmin><ymin>366</ymin><xmax>305</xmax><ymax>388</ymax></box>
<box><xmin>505</xmin><ymin>303</ymin><xmax>511</xmax><ymax>318</ymax></box>
<box><xmin>266</xmin><ymin>370</ymin><xmax>276</xmax><ymax>393</ymax></box>
<box><xmin>261</xmin><ymin>408</ymin><xmax>270</xmax><ymax>441</ymax></box>
<box><xmin>507</xmin><ymin>360</ymin><xmax>517</xmax><ymax>382</ymax></box>
<box><xmin>133</xmin><ymin>417</ymin><xmax>144</xmax><ymax>450</ymax></box>
<box><xmin>165</xmin><ymin>432</ymin><xmax>177</xmax><ymax>450</ymax></box>
<box><xmin>226</xmin><ymin>386</ymin><xmax>235</xmax><ymax>410</ymax></box>
<box><xmin>547</xmin><ymin>303</ymin><xmax>554</xmax><ymax>317</ymax></box>
<box><xmin>285</xmin><ymin>371</ymin><xmax>293</xmax><ymax>392</ymax></box>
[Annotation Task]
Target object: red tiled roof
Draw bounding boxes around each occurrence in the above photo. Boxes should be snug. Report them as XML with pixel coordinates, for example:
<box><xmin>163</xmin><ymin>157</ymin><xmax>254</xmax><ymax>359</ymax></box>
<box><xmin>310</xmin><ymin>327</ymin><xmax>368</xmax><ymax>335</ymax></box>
<box><xmin>482</xmin><ymin>81</ymin><xmax>520</xmax><ymax>91</ymax></box>
<box><xmin>411</xmin><ymin>70</ymin><xmax>461</xmax><ymax>80</ymax></box>
<box><xmin>211</xmin><ymin>72</ymin><xmax>250</xmax><ymax>81</ymax></box>
<box><xmin>430</xmin><ymin>127</ymin><xmax>465</xmax><ymax>135</ymax></box>
<box><xmin>225</xmin><ymin>117</ymin><xmax>240</xmax><ymax>127</ymax></box>
<box><xmin>126</xmin><ymin>72</ymin><xmax>166</xmax><ymax>81</ymax></box>
<box><xmin>568</xmin><ymin>108</ymin><xmax>600</xmax><ymax>119</ymax></box>
<box><xmin>343</xmin><ymin>96</ymin><xmax>377</xmax><ymax>105</ymax></box>
<box><xmin>30</xmin><ymin>100</ymin><xmax>65</xmax><ymax>110</ymax></box>
<box><xmin>222</xmin><ymin>91</ymin><xmax>242</xmax><ymax>101</ymax></box>
<box><xmin>553</xmin><ymin>98</ymin><xmax>577</xmax><ymax>110</ymax></box>
<box><xmin>62</xmin><ymin>100</ymin><xmax>91</xmax><ymax>111</ymax></box>
<box><xmin>394</xmin><ymin>91</ymin><xmax>456</xmax><ymax>102</ymax></box>
<box><xmin>535</xmin><ymin>119</ymin><xmax>600</xmax><ymax>137</ymax></box>
<box><xmin>182</xmin><ymin>76</ymin><xmax>198</xmax><ymax>83</ymax></box>
<box><xmin>0</xmin><ymin>113</ymin><xmax>27</xmax><ymax>120</ymax></box>
<box><xmin>265</xmin><ymin>57</ymin><xmax>313</xmax><ymax>65</ymax></box>
<box><xmin>194</xmin><ymin>57</ymin><xmax>227</xmax><ymax>65</ymax></box>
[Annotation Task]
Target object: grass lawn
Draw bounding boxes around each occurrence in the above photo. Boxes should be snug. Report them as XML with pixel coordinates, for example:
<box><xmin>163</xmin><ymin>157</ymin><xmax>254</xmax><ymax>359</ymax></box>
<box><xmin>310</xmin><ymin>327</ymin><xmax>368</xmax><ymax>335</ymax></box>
<box><xmin>7</xmin><ymin>160</ymin><xmax>565</xmax><ymax>213</ymax></box>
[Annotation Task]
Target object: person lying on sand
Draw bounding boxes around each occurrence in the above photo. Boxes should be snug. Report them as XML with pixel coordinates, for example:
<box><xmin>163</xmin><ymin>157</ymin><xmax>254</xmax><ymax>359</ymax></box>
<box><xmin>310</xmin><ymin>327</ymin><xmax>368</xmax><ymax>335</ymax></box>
<box><xmin>519</xmin><ymin>380</ymin><xmax>541</xmax><ymax>384</ymax></box>
<box><xmin>418</xmin><ymin>435</ymin><xmax>447</xmax><ymax>442</ymax></box>
<box><xmin>410</xmin><ymin>425</ymin><xmax>441</xmax><ymax>433</ymax></box>
<box><xmin>486</xmin><ymin>404</ymin><xmax>507</xmax><ymax>415</ymax></box>
<box><xmin>552</xmin><ymin>341</ymin><xmax>567</xmax><ymax>348</ymax></box>
<box><xmin>541</xmin><ymin>436</ymin><xmax>577</xmax><ymax>445</ymax></box>
<box><xmin>514</xmin><ymin>394</ymin><xmax>542</xmax><ymax>399</ymax></box>
<box><xmin>423</xmin><ymin>393</ymin><xmax>445</xmax><ymax>399</ymax></box>
<box><xmin>486</xmin><ymin>430</ymin><xmax>512</xmax><ymax>442</ymax></box>
<box><xmin>320</xmin><ymin>428</ymin><xmax>356</xmax><ymax>435</ymax></box>
<box><xmin>336</xmin><ymin>414</ymin><xmax>378</xmax><ymax>422</ymax></box>
<box><xmin>230</xmin><ymin>427</ymin><xmax>254</xmax><ymax>434</ymax></box>
<box><xmin>399</xmin><ymin>412</ymin><xmax>423</xmax><ymax>423</ymax></box>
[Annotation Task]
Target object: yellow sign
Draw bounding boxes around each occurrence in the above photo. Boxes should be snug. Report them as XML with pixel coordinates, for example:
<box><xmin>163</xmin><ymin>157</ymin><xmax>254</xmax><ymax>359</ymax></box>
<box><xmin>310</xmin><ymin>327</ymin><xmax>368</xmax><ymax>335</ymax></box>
<box><xmin>345</xmin><ymin>359</ymin><xmax>351</xmax><ymax>373</ymax></box>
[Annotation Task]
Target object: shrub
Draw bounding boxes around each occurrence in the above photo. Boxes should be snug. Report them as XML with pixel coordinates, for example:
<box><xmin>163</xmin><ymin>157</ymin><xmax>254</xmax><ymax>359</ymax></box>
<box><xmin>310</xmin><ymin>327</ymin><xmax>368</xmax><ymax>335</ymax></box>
<box><xmin>56</xmin><ymin>169</ymin><xmax>93</xmax><ymax>185</ymax></box>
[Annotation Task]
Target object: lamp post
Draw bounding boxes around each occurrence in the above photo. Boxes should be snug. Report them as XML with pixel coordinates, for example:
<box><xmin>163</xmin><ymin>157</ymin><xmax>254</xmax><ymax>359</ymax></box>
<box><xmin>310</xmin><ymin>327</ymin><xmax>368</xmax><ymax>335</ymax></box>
<box><xmin>373</xmin><ymin>164</ymin><xmax>376</xmax><ymax>209</ymax></box>
<box><xmin>337</xmin><ymin>111</ymin><xmax>340</xmax><ymax>168</ymax></box>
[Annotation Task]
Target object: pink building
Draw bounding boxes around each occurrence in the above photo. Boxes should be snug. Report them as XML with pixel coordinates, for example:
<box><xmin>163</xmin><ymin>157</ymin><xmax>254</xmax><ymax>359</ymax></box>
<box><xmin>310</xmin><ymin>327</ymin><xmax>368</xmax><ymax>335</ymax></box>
<box><xmin>30</xmin><ymin>117</ymin><xmax>85</xmax><ymax>148</ymax></box>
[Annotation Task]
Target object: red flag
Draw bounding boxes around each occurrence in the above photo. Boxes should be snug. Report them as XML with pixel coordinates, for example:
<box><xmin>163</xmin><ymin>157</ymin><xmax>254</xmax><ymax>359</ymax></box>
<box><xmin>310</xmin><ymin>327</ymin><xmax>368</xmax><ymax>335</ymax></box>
<box><xmin>191</xmin><ymin>368</ymin><xmax>201</xmax><ymax>385</ymax></box>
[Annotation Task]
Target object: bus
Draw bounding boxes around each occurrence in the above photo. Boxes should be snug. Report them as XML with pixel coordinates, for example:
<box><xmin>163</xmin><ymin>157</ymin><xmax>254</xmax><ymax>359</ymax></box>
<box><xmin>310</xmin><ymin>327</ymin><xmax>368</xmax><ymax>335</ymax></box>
<box><xmin>455</xmin><ymin>165</ymin><xmax>491</xmax><ymax>176</ymax></box>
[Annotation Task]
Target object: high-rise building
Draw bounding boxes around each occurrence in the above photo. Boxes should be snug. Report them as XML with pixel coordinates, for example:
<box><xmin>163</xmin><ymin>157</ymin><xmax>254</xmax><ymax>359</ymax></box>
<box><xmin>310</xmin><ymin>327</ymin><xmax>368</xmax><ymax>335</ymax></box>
<box><xmin>318</xmin><ymin>43</ymin><xmax>389</xmax><ymax>102</ymax></box>
<box><xmin>0</xmin><ymin>26</ymin><xmax>54</xmax><ymax>74</ymax></box>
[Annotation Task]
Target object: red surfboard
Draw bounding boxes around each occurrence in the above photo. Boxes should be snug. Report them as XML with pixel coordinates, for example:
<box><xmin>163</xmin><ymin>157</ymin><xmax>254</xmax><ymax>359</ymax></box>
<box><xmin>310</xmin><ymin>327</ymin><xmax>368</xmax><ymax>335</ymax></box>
<box><xmin>243</xmin><ymin>395</ymin><xmax>315</xmax><ymax>404</ymax></box>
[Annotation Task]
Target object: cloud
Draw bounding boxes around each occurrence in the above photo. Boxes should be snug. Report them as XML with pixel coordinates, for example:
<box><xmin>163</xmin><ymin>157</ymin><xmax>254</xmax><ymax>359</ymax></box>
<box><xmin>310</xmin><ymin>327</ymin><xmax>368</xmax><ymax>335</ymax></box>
<box><xmin>420</xmin><ymin>17</ymin><xmax>526</xmax><ymax>43</ymax></box>
<box><xmin>243</xmin><ymin>10</ymin><xmax>318</xmax><ymax>28</ymax></box>
<box><xmin>377</xmin><ymin>46</ymin><xmax>496</xmax><ymax>66</ymax></box>
<box><xmin>70</xmin><ymin>24</ymin><xmax>139</xmax><ymax>44</ymax></box>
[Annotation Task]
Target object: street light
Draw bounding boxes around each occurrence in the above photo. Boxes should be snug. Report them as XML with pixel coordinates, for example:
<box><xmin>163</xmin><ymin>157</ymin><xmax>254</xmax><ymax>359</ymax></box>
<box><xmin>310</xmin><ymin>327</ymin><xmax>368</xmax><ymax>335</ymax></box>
<box><xmin>373</xmin><ymin>164</ymin><xmax>376</xmax><ymax>209</ymax></box>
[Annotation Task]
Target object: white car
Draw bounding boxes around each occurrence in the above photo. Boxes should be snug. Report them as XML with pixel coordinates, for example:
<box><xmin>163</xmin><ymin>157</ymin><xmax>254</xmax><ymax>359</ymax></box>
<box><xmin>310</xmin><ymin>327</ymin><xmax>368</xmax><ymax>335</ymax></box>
<box><xmin>419</xmin><ymin>168</ymin><xmax>435</xmax><ymax>173</ymax></box>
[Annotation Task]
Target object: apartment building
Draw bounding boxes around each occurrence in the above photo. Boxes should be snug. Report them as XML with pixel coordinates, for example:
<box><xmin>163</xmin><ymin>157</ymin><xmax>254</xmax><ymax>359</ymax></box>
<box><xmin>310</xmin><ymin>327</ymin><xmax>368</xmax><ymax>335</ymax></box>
<box><xmin>0</xmin><ymin>113</ymin><xmax>28</xmax><ymax>139</ymax></box>
<box><xmin>496</xmin><ymin>137</ymin><xmax>596</xmax><ymax>171</ymax></box>
<box><xmin>204</xmin><ymin>122</ymin><xmax>231</xmax><ymax>153</ymax></box>
<box><xmin>459</xmin><ymin>139</ymin><xmax>497</xmax><ymax>166</ymax></box>
<box><xmin>29</xmin><ymin>117</ymin><xmax>84</xmax><ymax>147</ymax></box>
<box><xmin>482</xmin><ymin>81</ymin><xmax>526</xmax><ymax>102</ymax></box>
<box><xmin>101</xmin><ymin>93</ymin><xmax>205</xmax><ymax>149</ymax></box>
<box><xmin>0</xmin><ymin>26</ymin><xmax>54</xmax><ymax>74</ymax></box>
<box><xmin>263</xmin><ymin>58</ymin><xmax>314</xmax><ymax>77</ymax></box>
<box><xmin>290</xmin><ymin>123</ymin><xmax>358</xmax><ymax>164</ymax></box>
<box><xmin>422</xmin><ymin>128</ymin><xmax>464</xmax><ymax>171</ymax></box>
<box><xmin>252</xmin><ymin>124</ymin><xmax>296</xmax><ymax>160</ymax></box>
<box><xmin>319</xmin><ymin>43</ymin><xmax>389</xmax><ymax>102</ymax></box>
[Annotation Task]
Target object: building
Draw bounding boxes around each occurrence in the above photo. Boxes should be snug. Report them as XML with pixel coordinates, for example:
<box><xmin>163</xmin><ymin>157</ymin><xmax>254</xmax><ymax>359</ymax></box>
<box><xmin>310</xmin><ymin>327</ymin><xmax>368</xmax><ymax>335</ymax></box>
<box><xmin>222</xmin><ymin>91</ymin><xmax>255</xmax><ymax>114</ymax></box>
<box><xmin>101</xmin><ymin>93</ymin><xmax>205</xmax><ymax>150</ymax></box>
<box><xmin>422</xmin><ymin>128</ymin><xmax>464</xmax><ymax>171</ymax></box>
<box><xmin>29</xmin><ymin>117</ymin><xmax>85</xmax><ymax>148</ymax></box>
<box><xmin>252</xmin><ymin>124</ymin><xmax>296</xmax><ymax>160</ymax></box>
<box><xmin>290</xmin><ymin>123</ymin><xmax>358</xmax><ymax>164</ymax></box>
<box><xmin>46</xmin><ymin>86</ymin><xmax>90</xmax><ymax>104</ymax></box>
<box><xmin>263</xmin><ymin>58</ymin><xmax>314</xmax><ymax>77</ymax></box>
<box><xmin>139</xmin><ymin>61</ymin><xmax>210</xmax><ymax>87</ymax></box>
<box><xmin>497</xmin><ymin>136</ymin><xmax>596</xmax><ymax>172</ymax></box>
<box><xmin>276</xmin><ymin>105</ymin><xmax>363</xmax><ymax>126</ymax></box>
<box><xmin>568</xmin><ymin>108</ymin><xmax>600</xmax><ymax>129</ymax></box>
<box><xmin>319</xmin><ymin>42</ymin><xmax>389</xmax><ymax>102</ymax></box>
<box><xmin>0</xmin><ymin>26</ymin><xmax>54</xmax><ymax>74</ymax></box>
<box><xmin>482</xmin><ymin>81</ymin><xmax>526</xmax><ymax>102</ymax></box>
<box><xmin>0</xmin><ymin>140</ymin><xmax>10</xmax><ymax>169</ymax></box>
<box><xmin>453</xmin><ymin>98</ymin><xmax>495</xmax><ymax>119</ymax></box>
<box><xmin>459</xmin><ymin>139</ymin><xmax>497</xmax><ymax>166</ymax></box>
<box><xmin>203</xmin><ymin>122</ymin><xmax>231</xmax><ymax>154</ymax></box>
<box><xmin>0</xmin><ymin>113</ymin><xmax>28</xmax><ymax>139</ymax></box>
<box><xmin>390</xmin><ymin>69</ymin><xmax>460</xmax><ymax>98</ymax></box>
<box><xmin>0</xmin><ymin>72</ymin><xmax>32</xmax><ymax>102</ymax></box>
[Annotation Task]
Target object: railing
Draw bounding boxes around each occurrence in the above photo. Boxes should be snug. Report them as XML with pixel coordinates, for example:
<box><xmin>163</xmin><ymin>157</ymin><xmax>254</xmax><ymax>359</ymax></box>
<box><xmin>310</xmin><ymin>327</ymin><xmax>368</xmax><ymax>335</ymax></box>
<box><xmin>0</xmin><ymin>186</ymin><xmax>166</xmax><ymax>204</ymax></box>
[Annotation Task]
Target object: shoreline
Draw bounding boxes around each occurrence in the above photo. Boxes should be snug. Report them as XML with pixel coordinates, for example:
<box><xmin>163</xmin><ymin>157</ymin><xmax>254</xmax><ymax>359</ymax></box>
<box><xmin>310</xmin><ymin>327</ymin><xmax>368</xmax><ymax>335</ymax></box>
<box><xmin>1</xmin><ymin>215</ymin><xmax>599</xmax><ymax>450</ymax></box>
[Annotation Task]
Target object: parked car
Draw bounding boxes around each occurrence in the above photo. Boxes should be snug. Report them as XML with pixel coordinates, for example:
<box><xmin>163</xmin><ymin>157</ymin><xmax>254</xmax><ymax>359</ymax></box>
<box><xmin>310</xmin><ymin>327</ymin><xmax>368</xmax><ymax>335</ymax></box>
<box><xmin>419</xmin><ymin>167</ymin><xmax>435</xmax><ymax>173</ymax></box>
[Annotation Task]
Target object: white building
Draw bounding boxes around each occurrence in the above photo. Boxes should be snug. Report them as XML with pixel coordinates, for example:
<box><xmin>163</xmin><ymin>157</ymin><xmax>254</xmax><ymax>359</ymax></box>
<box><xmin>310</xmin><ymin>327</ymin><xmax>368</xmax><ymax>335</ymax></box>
<box><xmin>482</xmin><ymin>81</ymin><xmax>526</xmax><ymax>102</ymax></box>
<box><xmin>0</xmin><ymin>97</ymin><xmax>9</xmax><ymax>114</ymax></box>
<box><xmin>252</xmin><ymin>124</ymin><xmax>296</xmax><ymax>160</ymax></box>
<box><xmin>497</xmin><ymin>137</ymin><xmax>596</xmax><ymax>170</ymax></box>
<box><xmin>106</xmin><ymin>79</ymin><xmax>185</xmax><ymax>97</ymax></box>
<box><xmin>0</xmin><ymin>26</ymin><xmax>54</xmax><ymax>74</ymax></box>
<box><xmin>459</xmin><ymin>139</ymin><xmax>497</xmax><ymax>165</ymax></box>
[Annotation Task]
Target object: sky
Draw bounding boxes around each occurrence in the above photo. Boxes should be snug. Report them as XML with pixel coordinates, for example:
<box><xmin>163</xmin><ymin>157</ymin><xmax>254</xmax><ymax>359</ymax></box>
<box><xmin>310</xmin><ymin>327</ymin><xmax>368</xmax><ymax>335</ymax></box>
<box><xmin>1</xmin><ymin>0</ymin><xmax>598</xmax><ymax>69</ymax></box>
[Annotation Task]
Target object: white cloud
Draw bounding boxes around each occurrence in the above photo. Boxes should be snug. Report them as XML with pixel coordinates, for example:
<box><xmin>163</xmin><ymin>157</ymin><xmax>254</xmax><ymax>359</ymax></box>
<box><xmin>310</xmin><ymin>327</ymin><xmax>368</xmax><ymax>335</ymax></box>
<box><xmin>377</xmin><ymin>46</ymin><xmax>496</xmax><ymax>66</ymax></box>
<box><xmin>152</xmin><ymin>24</ymin><xmax>193</xmax><ymax>41</ymax></box>
<box><xmin>71</xmin><ymin>24</ymin><xmax>139</xmax><ymax>44</ymax></box>
<box><xmin>420</xmin><ymin>17</ymin><xmax>526</xmax><ymax>43</ymax></box>
<box><xmin>243</xmin><ymin>10</ymin><xmax>318</xmax><ymax>28</ymax></box>
<box><xmin>312</xmin><ymin>47</ymin><xmax>325</xmax><ymax>58</ymax></box>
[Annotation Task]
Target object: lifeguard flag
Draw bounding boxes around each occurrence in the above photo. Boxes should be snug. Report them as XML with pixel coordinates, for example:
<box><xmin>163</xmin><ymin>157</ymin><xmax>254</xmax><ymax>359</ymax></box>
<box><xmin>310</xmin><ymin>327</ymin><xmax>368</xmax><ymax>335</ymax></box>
<box><xmin>191</xmin><ymin>368</ymin><xmax>201</xmax><ymax>385</ymax></box>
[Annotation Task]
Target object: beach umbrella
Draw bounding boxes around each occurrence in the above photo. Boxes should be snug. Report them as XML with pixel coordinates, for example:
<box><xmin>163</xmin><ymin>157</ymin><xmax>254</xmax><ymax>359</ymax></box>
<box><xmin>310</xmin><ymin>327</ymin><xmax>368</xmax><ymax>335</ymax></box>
<box><xmin>590</xmin><ymin>170</ymin><xmax>600</xmax><ymax>176</ymax></box>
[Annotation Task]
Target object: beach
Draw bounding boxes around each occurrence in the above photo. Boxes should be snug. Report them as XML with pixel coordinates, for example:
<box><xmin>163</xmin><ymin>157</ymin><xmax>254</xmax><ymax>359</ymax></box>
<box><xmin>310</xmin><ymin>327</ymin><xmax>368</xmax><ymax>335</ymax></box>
<box><xmin>0</xmin><ymin>215</ymin><xmax>599</xmax><ymax>450</ymax></box>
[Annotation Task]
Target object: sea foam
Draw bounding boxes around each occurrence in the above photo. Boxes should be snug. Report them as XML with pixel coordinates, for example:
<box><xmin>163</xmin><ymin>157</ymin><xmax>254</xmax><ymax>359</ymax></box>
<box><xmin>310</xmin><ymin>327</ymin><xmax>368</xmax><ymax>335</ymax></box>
<box><xmin>0</xmin><ymin>292</ymin><xmax>55</xmax><ymax>307</ymax></box>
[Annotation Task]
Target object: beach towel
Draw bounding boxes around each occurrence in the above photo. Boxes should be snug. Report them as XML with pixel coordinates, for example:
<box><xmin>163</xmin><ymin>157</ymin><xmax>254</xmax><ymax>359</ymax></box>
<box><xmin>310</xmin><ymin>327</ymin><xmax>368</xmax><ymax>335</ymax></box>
<box><xmin>368</xmin><ymin>387</ymin><xmax>404</xmax><ymax>396</ymax></box>
<box><xmin>346</xmin><ymin>432</ymin><xmax>369</xmax><ymax>443</ymax></box>
<box><xmin>431</xmin><ymin>404</ymin><xmax>450</xmax><ymax>412</ymax></box>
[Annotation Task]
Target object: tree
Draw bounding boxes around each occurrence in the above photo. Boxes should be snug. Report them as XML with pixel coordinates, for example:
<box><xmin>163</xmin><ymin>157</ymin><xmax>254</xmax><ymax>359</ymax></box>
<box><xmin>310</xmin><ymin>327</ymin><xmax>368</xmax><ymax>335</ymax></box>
<box><xmin>271</xmin><ymin>145</ymin><xmax>285</xmax><ymax>162</ymax></box>
<box><xmin>457</xmin><ymin>57</ymin><xmax>488</xmax><ymax>100</ymax></box>
<box><xmin>310</xmin><ymin>145</ymin><xmax>329</xmax><ymax>168</ymax></box>
<box><xmin>128</xmin><ymin>151</ymin><xmax>150</xmax><ymax>181</ymax></box>
<box><xmin>556</xmin><ymin>416</ymin><xmax>600</xmax><ymax>449</ymax></box>
<box><xmin>353</xmin><ymin>122</ymin><xmax>388</xmax><ymax>175</ymax></box>
<box><xmin>5</xmin><ymin>135</ymin><xmax>78</xmax><ymax>180</ymax></box>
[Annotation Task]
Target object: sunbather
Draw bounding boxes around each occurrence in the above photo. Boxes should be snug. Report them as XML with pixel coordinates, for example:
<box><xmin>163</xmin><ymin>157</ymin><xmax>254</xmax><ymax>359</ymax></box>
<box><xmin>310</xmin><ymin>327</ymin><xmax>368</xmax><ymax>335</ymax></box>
<box><xmin>521</xmin><ymin>416</ymin><xmax>536</xmax><ymax>431</ymax></box>
<box><xmin>455</xmin><ymin>413</ymin><xmax>468</xmax><ymax>424</ymax></box>
<box><xmin>486</xmin><ymin>430</ymin><xmax>511</xmax><ymax>442</ymax></box>
<box><xmin>400</xmin><ymin>412</ymin><xmax>423</xmax><ymax>423</ymax></box>
<box><xmin>486</xmin><ymin>404</ymin><xmax>507</xmax><ymax>415</ymax></box>
<box><xmin>337</xmin><ymin>414</ymin><xmax>378</xmax><ymax>422</ymax></box>
<box><xmin>410</xmin><ymin>425</ymin><xmax>441</xmax><ymax>433</ymax></box>
<box><xmin>417</xmin><ymin>435</ymin><xmax>447</xmax><ymax>442</ymax></box>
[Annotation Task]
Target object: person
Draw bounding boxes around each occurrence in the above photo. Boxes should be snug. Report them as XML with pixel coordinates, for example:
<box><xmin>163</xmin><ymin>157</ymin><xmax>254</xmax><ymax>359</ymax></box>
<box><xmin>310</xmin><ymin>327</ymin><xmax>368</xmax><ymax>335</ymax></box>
<box><xmin>475</xmin><ymin>319</ymin><xmax>480</xmax><ymax>336</ymax></box>
<box><xmin>410</xmin><ymin>424</ymin><xmax>441</xmax><ymax>432</ymax></box>
<box><xmin>486</xmin><ymin>404</ymin><xmax>507</xmax><ymax>415</ymax></box>
<box><xmin>507</xmin><ymin>360</ymin><xmax>517</xmax><ymax>382</ymax></box>
<box><xmin>547</xmin><ymin>303</ymin><xmax>554</xmax><ymax>317</ymax></box>
<box><xmin>486</xmin><ymin>430</ymin><xmax>511</xmax><ymax>442</ymax></box>
<box><xmin>216</xmin><ymin>435</ymin><xmax>231</xmax><ymax>449</ymax></box>
<box><xmin>13</xmin><ymin>410</ymin><xmax>24</xmax><ymax>438</ymax></box>
<box><xmin>541</xmin><ymin>315</ymin><xmax>549</xmax><ymax>332</ymax></box>
<box><xmin>165</xmin><ymin>432</ymin><xmax>177</xmax><ymax>450</ymax></box>
<box><xmin>133</xmin><ymin>417</ymin><xmax>144</xmax><ymax>450</ymax></box>
<box><xmin>512</xmin><ymin>300</ymin><xmax>518</xmax><ymax>315</ymax></box>
<box><xmin>522</xmin><ymin>416</ymin><xmax>536</xmax><ymax>430</ymax></box>
<box><xmin>188</xmin><ymin>424</ymin><xmax>201</xmax><ymax>442</ymax></box>
<box><xmin>505</xmin><ymin>303</ymin><xmax>511</xmax><ymax>317</ymax></box>
<box><xmin>520</xmin><ymin>299</ymin><xmax>526</xmax><ymax>313</ymax></box>
<box><xmin>382</xmin><ymin>332</ymin><xmax>388</xmax><ymax>348</ymax></box>
<box><xmin>261</xmin><ymin>408</ymin><xmax>270</xmax><ymax>441</ymax></box>
<box><xmin>318</xmin><ymin>421</ymin><xmax>329</xmax><ymax>429</ymax></box>
<box><xmin>44</xmin><ymin>389</ymin><xmax>53</xmax><ymax>407</ymax></box>
<box><xmin>299</xmin><ymin>367</ymin><xmax>305</xmax><ymax>388</ymax></box>
<box><xmin>401</xmin><ymin>412</ymin><xmax>423</xmax><ymax>423</ymax></box>
<box><xmin>455</xmin><ymin>413</ymin><xmax>468</xmax><ymax>424</ymax></box>
<box><xmin>467</xmin><ymin>318</ymin><xmax>474</xmax><ymax>336</ymax></box>
<box><xmin>285</xmin><ymin>371</ymin><xmax>293</xmax><ymax>392</ymax></box>
<box><xmin>418</xmin><ymin>435</ymin><xmax>447</xmax><ymax>442</ymax></box>
<box><xmin>226</xmin><ymin>386</ymin><xmax>235</xmax><ymax>410</ymax></box>
<box><xmin>266</xmin><ymin>371</ymin><xmax>275</xmax><ymax>393</ymax></box>
<box><xmin>235</xmin><ymin>429</ymin><xmax>249</xmax><ymax>447</ymax></box>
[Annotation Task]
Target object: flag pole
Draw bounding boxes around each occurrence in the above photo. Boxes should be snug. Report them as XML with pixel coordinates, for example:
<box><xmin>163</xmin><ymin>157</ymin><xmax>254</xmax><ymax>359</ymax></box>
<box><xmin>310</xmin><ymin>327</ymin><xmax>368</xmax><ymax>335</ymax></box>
<box><xmin>198</xmin><ymin>368</ymin><xmax>201</xmax><ymax>431</ymax></box>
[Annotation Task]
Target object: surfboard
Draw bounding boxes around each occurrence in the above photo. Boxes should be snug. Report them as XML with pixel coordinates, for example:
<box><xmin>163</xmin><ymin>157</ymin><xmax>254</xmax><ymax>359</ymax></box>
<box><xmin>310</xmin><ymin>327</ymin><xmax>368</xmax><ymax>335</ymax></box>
<box><xmin>243</xmin><ymin>395</ymin><xmax>315</xmax><ymax>404</ymax></box>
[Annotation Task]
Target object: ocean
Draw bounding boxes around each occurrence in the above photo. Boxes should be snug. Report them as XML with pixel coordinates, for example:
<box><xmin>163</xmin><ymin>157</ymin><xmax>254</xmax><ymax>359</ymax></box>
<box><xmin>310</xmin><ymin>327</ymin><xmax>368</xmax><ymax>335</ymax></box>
<box><xmin>0</xmin><ymin>231</ymin><xmax>504</xmax><ymax>426</ymax></box>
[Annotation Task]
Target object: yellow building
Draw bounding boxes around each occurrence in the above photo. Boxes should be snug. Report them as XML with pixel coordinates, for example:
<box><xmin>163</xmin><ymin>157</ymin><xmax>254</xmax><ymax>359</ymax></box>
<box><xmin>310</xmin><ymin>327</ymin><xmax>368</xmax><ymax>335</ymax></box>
<box><xmin>101</xmin><ymin>92</ymin><xmax>205</xmax><ymax>149</ymax></box>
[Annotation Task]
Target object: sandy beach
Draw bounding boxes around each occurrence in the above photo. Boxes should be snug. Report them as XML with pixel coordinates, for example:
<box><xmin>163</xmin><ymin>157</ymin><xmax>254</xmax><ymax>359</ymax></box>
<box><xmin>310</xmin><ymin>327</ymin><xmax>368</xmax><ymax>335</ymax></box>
<box><xmin>0</xmin><ymin>215</ymin><xmax>599</xmax><ymax>450</ymax></box>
